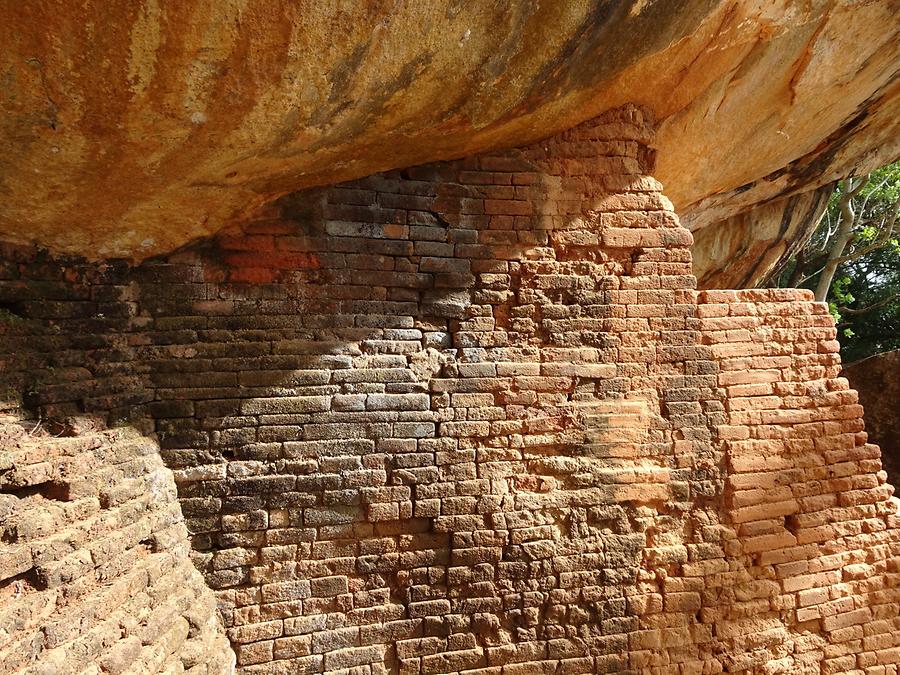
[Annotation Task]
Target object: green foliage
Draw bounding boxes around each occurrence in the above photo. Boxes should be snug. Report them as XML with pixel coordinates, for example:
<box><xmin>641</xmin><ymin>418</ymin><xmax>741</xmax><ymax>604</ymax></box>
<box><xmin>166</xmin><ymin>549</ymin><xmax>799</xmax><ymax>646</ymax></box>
<box><xmin>831</xmin><ymin>240</ymin><xmax>900</xmax><ymax>362</ymax></box>
<box><xmin>771</xmin><ymin>161</ymin><xmax>900</xmax><ymax>362</ymax></box>
<box><xmin>828</xmin><ymin>276</ymin><xmax>854</xmax><ymax>334</ymax></box>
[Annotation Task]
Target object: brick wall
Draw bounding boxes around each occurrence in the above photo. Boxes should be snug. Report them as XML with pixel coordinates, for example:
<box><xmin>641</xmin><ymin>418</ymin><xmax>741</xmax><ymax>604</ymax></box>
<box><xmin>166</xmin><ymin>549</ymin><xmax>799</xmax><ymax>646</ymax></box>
<box><xmin>699</xmin><ymin>289</ymin><xmax>900</xmax><ymax>673</ymax></box>
<box><xmin>0</xmin><ymin>414</ymin><xmax>233</xmax><ymax>673</ymax></box>
<box><xmin>1</xmin><ymin>105</ymin><xmax>898</xmax><ymax>674</ymax></box>
<box><xmin>0</xmin><ymin>247</ymin><xmax>147</xmax><ymax>420</ymax></box>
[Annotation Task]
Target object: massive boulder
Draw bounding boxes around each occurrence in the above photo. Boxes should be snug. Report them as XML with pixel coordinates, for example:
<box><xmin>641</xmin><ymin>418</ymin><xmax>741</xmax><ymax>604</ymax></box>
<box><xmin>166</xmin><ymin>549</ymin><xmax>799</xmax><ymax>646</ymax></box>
<box><xmin>2</xmin><ymin>0</ymin><xmax>899</xmax><ymax>285</ymax></box>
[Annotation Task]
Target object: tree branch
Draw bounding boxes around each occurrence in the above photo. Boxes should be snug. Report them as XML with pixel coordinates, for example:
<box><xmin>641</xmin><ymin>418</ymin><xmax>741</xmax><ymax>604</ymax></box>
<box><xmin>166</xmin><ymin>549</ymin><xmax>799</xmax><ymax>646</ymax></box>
<box><xmin>805</xmin><ymin>189</ymin><xmax>899</xmax><ymax>294</ymax></box>
<box><xmin>837</xmin><ymin>293</ymin><xmax>900</xmax><ymax>316</ymax></box>
<box><xmin>814</xmin><ymin>179</ymin><xmax>865</xmax><ymax>301</ymax></box>
<box><xmin>836</xmin><ymin>195</ymin><xmax>900</xmax><ymax>263</ymax></box>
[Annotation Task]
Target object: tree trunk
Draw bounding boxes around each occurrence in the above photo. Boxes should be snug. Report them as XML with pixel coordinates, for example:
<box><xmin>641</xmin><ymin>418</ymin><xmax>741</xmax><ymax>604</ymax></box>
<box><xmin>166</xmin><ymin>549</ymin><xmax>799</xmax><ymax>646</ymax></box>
<box><xmin>814</xmin><ymin>177</ymin><xmax>866</xmax><ymax>302</ymax></box>
<box><xmin>814</xmin><ymin>224</ymin><xmax>855</xmax><ymax>301</ymax></box>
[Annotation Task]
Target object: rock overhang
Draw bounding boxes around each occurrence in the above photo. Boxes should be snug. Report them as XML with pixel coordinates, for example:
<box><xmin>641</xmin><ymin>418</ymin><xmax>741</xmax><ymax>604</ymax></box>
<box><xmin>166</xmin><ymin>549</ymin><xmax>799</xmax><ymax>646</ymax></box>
<box><xmin>2</xmin><ymin>0</ymin><xmax>899</xmax><ymax>287</ymax></box>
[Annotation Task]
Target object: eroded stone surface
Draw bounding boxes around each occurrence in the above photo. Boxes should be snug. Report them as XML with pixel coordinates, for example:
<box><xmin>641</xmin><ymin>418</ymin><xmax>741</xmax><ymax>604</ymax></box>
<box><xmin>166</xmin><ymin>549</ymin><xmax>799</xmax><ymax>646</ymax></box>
<box><xmin>1</xmin><ymin>1</ymin><xmax>899</xmax><ymax>288</ymax></box>
<box><xmin>1</xmin><ymin>106</ymin><xmax>898</xmax><ymax>674</ymax></box>
<box><xmin>692</xmin><ymin>185</ymin><xmax>834</xmax><ymax>289</ymax></box>
<box><xmin>0</xmin><ymin>416</ymin><xmax>234</xmax><ymax>674</ymax></box>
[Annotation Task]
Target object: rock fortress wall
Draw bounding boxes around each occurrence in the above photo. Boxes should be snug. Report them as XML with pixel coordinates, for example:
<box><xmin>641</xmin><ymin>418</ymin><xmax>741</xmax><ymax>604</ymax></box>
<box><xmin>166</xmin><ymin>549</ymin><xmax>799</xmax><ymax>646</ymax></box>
<box><xmin>1</xmin><ymin>106</ymin><xmax>898</xmax><ymax>674</ymax></box>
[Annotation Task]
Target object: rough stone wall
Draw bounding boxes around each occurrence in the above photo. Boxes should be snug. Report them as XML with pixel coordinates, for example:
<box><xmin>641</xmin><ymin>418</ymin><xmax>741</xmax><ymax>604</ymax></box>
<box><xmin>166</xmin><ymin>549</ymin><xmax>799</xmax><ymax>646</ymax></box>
<box><xmin>0</xmin><ymin>105</ymin><xmax>898</xmax><ymax>674</ymax></box>
<box><xmin>0</xmin><ymin>415</ymin><xmax>234</xmax><ymax>674</ymax></box>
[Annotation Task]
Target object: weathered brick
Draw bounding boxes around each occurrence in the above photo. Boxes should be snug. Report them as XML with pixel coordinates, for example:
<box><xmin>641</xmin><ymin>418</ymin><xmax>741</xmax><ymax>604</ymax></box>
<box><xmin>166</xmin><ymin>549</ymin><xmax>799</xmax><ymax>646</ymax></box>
<box><xmin>1</xmin><ymin>105</ymin><xmax>894</xmax><ymax>675</ymax></box>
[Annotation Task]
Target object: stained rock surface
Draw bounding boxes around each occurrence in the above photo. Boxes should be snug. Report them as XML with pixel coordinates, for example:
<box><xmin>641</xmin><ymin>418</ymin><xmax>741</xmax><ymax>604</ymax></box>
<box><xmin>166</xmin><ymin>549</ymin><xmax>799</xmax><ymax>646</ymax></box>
<box><xmin>2</xmin><ymin>0</ymin><xmax>899</xmax><ymax>286</ymax></box>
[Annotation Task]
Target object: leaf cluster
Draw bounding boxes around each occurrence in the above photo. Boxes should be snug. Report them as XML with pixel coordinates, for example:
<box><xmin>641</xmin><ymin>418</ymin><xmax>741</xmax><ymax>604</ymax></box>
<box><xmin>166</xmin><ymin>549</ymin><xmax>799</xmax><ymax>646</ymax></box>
<box><xmin>770</xmin><ymin>161</ymin><xmax>900</xmax><ymax>362</ymax></box>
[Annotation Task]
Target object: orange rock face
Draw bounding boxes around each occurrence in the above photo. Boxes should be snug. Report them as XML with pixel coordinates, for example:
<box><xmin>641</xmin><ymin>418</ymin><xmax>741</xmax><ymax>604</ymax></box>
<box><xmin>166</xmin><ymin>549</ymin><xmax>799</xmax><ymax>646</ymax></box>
<box><xmin>1</xmin><ymin>1</ymin><xmax>899</xmax><ymax>286</ymax></box>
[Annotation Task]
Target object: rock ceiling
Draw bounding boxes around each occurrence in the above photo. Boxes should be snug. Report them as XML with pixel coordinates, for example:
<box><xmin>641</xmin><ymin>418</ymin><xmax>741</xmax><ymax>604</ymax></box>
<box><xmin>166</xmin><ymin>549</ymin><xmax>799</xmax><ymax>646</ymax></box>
<box><xmin>1</xmin><ymin>0</ymin><xmax>898</xmax><ymax>285</ymax></box>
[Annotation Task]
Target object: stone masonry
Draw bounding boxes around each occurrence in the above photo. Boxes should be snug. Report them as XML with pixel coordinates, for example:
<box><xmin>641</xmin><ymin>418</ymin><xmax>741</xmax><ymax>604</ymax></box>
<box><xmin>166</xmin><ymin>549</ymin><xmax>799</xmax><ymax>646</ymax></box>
<box><xmin>0</xmin><ymin>415</ymin><xmax>234</xmax><ymax>674</ymax></box>
<box><xmin>0</xmin><ymin>105</ymin><xmax>898</xmax><ymax>674</ymax></box>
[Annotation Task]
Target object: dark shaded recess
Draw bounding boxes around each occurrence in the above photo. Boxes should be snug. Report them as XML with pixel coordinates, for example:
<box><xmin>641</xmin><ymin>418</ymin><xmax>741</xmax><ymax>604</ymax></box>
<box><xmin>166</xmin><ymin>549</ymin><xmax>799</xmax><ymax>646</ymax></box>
<box><xmin>0</xmin><ymin>568</ymin><xmax>46</xmax><ymax>594</ymax></box>
<box><xmin>843</xmin><ymin>350</ymin><xmax>900</xmax><ymax>486</ymax></box>
<box><xmin>0</xmin><ymin>475</ymin><xmax>69</xmax><ymax>501</ymax></box>
<box><xmin>0</xmin><ymin>243</ymin><xmax>144</xmax><ymax>421</ymax></box>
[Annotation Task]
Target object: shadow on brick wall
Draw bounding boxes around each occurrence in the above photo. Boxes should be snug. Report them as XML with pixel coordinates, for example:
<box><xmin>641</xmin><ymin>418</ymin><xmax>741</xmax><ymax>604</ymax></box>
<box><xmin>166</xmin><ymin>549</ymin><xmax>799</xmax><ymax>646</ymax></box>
<box><xmin>0</xmin><ymin>106</ymin><xmax>730</xmax><ymax>671</ymax></box>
